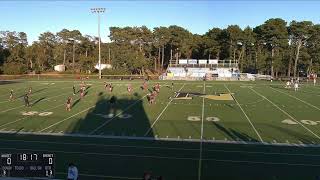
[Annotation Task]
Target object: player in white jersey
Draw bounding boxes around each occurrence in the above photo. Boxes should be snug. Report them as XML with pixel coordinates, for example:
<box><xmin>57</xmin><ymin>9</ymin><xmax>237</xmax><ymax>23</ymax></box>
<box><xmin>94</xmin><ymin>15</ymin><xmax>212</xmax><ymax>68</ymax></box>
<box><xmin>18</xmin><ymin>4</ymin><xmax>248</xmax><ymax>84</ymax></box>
<box><xmin>285</xmin><ymin>81</ymin><xmax>291</xmax><ymax>88</ymax></box>
<box><xmin>294</xmin><ymin>82</ymin><xmax>299</xmax><ymax>91</ymax></box>
<box><xmin>9</xmin><ymin>89</ymin><xmax>14</xmax><ymax>101</ymax></box>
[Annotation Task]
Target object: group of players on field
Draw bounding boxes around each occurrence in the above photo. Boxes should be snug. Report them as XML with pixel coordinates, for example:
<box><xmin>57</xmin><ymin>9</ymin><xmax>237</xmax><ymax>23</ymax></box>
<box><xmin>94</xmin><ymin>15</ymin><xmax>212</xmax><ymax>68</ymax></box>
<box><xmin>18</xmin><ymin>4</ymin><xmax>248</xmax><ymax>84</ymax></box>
<box><xmin>284</xmin><ymin>74</ymin><xmax>317</xmax><ymax>91</ymax></box>
<box><xmin>8</xmin><ymin>74</ymin><xmax>316</xmax><ymax>111</ymax></box>
<box><xmin>67</xmin><ymin>81</ymin><xmax>87</xmax><ymax>111</ymax></box>
<box><xmin>9</xmin><ymin>87</ymin><xmax>32</xmax><ymax>107</ymax></box>
<box><xmin>285</xmin><ymin>78</ymin><xmax>300</xmax><ymax>91</ymax></box>
<box><xmin>65</xmin><ymin>80</ymin><xmax>168</xmax><ymax>111</ymax></box>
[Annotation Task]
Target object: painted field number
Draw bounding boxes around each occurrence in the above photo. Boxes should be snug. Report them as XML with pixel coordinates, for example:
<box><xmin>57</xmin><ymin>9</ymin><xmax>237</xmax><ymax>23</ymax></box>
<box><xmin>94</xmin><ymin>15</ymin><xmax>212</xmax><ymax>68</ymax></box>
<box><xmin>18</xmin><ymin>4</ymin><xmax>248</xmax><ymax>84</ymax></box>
<box><xmin>21</xmin><ymin>111</ymin><xmax>53</xmax><ymax>116</ymax></box>
<box><xmin>95</xmin><ymin>113</ymin><xmax>132</xmax><ymax>119</ymax></box>
<box><xmin>188</xmin><ymin>116</ymin><xmax>220</xmax><ymax>122</ymax></box>
<box><xmin>282</xmin><ymin>119</ymin><xmax>320</xmax><ymax>126</ymax></box>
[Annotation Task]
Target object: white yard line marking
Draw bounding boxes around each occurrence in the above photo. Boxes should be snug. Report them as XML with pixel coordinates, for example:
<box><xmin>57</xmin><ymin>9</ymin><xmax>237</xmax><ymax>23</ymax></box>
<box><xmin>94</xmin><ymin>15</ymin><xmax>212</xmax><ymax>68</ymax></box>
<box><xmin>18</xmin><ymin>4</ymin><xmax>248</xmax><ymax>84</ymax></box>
<box><xmin>41</xmin><ymin>85</ymin><xmax>147</xmax><ymax>135</ymax></box>
<box><xmin>0</xmin><ymin>83</ymin><xmax>103</xmax><ymax>116</ymax></box>
<box><xmin>39</xmin><ymin>106</ymin><xmax>96</xmax><ymax>133</ymax></box>
<box><xmin>143</xmin><ymin>84</ymin><xmax>186</xmax><ymax>136</ymax></box>
<box><xmin>0</xmin><ymin>90</ymin><xmax>72</xmax><ymax>114</ymax></box>
<box><xmin>0</xmin><ymin>104</ymin><xmax>64</xmax><ymax>129</ymax></box>
<box><xmin>250</xmin><ymin>88</ymin><xmax>320</xmax><ymax>140</ymax></box>
<box><xmin>0</xmin><ymin>83</ymin><xmax>69</xmax><ymax>104</ymax></box>
<box><xmin>0</xmin><ymin>105</ymin><xmax>25</xmax><ymax>113</ymax></box>
<box><xmin>198</xmin><ymin>81</ymin><xmax>205</xmax><ymax>180</ymax></box>
<box><xmin>0</xmin><ymin>86</ymin><xmax>74</xmax><ymax>113</ymax></box>
<box><xmin>2</xmin><ymin>130</ymin><xmax>320</xmax><ymax>147</ymax></box>
<box><xmin>270</xmin><ymin>87</ymin><xmax>320</xmax><ymax>111</ymax></box>
<box><xmin>224</xmin><ymin>84</ymin><xmax>264</xmax><ymax>142</ymax></box>
<box><xmin>0</xmin><ymin>83</ymin><xmax>46</xmax><ymax>99</ymax></box>
<box><xmin>89</xmin><ymin>94</ymin><xmax>149</xmax><ymax>135</ymax></box>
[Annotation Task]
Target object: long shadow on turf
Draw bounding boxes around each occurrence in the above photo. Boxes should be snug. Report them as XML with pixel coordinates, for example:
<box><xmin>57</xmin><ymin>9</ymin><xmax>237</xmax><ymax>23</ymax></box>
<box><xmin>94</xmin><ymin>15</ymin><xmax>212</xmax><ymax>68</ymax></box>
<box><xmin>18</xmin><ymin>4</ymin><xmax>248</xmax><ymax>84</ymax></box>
<box><xmin>31</xmin><ymin>88</ymin><xmax>48</xmax><ymax>94</ymax></box>
<box><xmin>16</xmin><ymin>88</ymin><xmax>48</xmax><ymax>99</ymax></box>
<box><xmin>72</xmin><ymin>98</ymin><xmax>81</xmax><ymax>108</ymax></box>
<box><xmin>0</xmin><ymin>80</ymin><xmax>20</xmax><ymax>85</ymax></box>
<box><xmin>64</xmin><ymin>92</ymin><xmax>154</xmax><ymax>137</ymax></box>
<box><xmin>212</xmin><ymin>122</ymin><xmax>259</xmax><ymax>142</ymax></box>
<box><xmin>32</xmin><ymin>97</ymin><xmax>46</xmax><ymax>106</ymax></box>
<box><xmin>268</xmin><ymin>124</ymin><xmax>316</xmax><ymax>144</ymax></box>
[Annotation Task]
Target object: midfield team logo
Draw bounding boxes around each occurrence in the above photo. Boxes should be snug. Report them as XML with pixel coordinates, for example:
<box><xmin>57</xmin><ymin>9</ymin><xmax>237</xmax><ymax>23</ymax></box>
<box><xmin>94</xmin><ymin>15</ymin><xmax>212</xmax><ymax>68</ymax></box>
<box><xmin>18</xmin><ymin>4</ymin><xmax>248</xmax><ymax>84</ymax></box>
<box><xmin>172</xmin><ymin>92</ymin><xmax>234</xmax><ymax>101</ymax></box>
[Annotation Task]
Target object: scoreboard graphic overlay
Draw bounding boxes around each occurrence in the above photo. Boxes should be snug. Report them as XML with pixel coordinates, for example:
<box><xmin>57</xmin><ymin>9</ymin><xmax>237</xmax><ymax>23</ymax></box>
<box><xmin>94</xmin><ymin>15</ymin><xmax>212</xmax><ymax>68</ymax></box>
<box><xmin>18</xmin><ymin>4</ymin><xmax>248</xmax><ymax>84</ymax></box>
<box><xmin>1</xmin><ymin>153</ymin><xmax>55</xmax><ymax>178</ymax></box>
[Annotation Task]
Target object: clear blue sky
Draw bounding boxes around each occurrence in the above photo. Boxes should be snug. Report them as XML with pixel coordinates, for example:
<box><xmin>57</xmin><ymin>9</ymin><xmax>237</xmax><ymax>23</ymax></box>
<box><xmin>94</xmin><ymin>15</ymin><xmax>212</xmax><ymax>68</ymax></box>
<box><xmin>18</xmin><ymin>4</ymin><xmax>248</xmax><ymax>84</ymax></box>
<box><xmin>1</xmin><ymin>0</ymin><xmax>320</xmax><ymax>44</ymax></box>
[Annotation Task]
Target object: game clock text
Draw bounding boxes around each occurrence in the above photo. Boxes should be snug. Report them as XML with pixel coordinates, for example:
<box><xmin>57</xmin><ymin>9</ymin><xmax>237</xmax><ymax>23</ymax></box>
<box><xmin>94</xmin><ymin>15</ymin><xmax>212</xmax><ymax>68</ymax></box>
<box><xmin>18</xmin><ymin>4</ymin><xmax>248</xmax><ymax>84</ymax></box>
<box><xmin>0</xmin><ymin>153</ymin><xmax>54</xmax><ymax>178</ymax></box>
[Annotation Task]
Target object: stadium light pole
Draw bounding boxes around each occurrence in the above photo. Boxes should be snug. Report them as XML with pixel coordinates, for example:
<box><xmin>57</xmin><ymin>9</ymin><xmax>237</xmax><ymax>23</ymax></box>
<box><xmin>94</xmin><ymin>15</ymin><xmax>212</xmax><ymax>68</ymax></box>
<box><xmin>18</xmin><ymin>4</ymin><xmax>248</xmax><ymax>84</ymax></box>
<box><xmin>91</xmin><ymin>8</ymin><xmax>105</xmax><ymax>79</ymax></box>
<box><xmin>67</xmin><ymin>38</ymin><xmax>76</xmax><ymax>74</ymax></box>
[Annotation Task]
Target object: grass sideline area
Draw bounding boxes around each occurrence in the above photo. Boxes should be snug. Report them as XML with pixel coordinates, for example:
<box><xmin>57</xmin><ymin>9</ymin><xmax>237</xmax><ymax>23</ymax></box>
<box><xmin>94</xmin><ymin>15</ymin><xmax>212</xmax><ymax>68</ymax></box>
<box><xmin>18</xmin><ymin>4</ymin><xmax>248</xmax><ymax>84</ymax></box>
<box><xmin>0</xmin><ymin>79</ymin><xmax>320</xmax><ymax>179</ymax></box>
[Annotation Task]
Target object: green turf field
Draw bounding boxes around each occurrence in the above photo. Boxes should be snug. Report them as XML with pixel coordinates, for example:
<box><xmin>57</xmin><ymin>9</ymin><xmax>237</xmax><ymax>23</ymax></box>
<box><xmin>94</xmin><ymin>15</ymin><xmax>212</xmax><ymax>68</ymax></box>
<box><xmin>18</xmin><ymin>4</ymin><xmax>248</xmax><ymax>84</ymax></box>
<box><xmin>0</xmin><ymin>79</ymin><xmax>320</xmax><ymax>180</ymax></box>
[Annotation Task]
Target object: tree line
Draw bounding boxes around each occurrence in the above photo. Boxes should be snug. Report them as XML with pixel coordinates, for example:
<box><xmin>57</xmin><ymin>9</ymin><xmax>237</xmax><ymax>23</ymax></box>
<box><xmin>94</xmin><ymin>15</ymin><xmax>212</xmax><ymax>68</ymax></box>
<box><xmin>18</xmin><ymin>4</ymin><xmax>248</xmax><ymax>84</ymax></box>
<box><xmin>0</xmin><ymin>18</ymin><xmax>319</xmax><ymax>77</ymax></box>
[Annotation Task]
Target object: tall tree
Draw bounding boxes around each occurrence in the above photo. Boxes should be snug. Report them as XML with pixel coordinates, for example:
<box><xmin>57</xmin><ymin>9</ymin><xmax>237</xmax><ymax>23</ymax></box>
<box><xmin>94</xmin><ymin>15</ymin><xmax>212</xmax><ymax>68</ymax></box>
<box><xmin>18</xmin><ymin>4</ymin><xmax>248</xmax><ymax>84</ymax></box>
<box><xmin>37</xmin><ymin>32</ymin><xmax>56</xmax><ymax>70</ymax></box>
<box><xmin>203</xmin><ymin>28</ymin><xmax>222</xmax><ymax>60</ymax></box>
<box><xmin>255</xmin><ymin>18</ymin><xmax>288</xmax><ymax>77</ymax></box>
<box><xmin>288</xmin><ymin>20</ymin><xmax>313</xmax><ymax>77</ymax></box>
<box><xmin>153</xmin><ymin>27</ymin><xmax>170</xmax><ymax>69</ymax></box>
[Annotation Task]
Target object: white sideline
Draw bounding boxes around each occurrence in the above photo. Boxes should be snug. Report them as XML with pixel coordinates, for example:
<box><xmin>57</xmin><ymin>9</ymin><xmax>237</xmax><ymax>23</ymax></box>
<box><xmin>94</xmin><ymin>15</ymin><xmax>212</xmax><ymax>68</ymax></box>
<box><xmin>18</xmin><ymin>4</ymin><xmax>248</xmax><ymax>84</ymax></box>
<box><xmin>2</xmin><ymin>130</ymin><xmax>320</xmax><ymax>147</ymax></box>
<box><xmin>250</xmin><ymin>88</ymin><xmax>320</xmax><ymax>140</ymax></box>
<box><xmin>143</xmin><ymin>83</ymin><xmax>186</xmax><ymax>136</ymax></box>
<box><xmin>270</xmin><ymin>87</ymin><xmax>320</xmax><ymax>111</ymax></box>
<box><xmin>224</xmin><ymin>84</ymin><xmax>264</xmax><ymax>142</ymax></box>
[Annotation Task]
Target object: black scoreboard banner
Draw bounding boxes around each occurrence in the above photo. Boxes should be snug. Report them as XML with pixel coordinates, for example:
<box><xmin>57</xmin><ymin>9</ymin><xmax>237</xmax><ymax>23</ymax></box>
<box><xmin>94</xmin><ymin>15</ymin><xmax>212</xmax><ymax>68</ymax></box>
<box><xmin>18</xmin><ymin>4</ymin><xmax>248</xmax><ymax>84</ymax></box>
<box><xmin>0</xmin><ymin>153</ymin><xmax>55</xmax><ymax>178</ymax></box>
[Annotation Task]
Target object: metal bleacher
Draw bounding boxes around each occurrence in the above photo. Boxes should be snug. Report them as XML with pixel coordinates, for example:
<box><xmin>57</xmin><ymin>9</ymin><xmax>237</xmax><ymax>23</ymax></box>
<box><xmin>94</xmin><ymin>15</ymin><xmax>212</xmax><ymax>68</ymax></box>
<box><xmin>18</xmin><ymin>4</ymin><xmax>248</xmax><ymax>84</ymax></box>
<box><xmin>163</xmin><ymin>59</ymin><xmax>241</xmax><ymax>81</ymax></box>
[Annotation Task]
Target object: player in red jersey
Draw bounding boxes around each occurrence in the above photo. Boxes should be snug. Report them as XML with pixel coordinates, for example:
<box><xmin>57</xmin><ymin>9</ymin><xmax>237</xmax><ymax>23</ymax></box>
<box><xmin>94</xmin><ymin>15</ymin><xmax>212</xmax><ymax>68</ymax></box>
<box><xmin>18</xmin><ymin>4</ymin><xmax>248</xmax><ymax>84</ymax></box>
<box><xmin>66</xmin><ymin>97</ymin><xmax>72</xmax><ymax>111</ymax></box>
<box><xmin>155</xmin><ymin>83</ymin><xmax>160</xmax><ymax>93</ymax></box>
<box><xmin>127</xmin><ymin>84</ymin><xmax>132</xmax><ymax>93</ymax></box>
<box><xmin>109</xmin><ymin>83</ymin><xmax>113</xmax><ymax>92</ymax></box>
<box><xmin>142</xmin><ymin>81</ymin><xmax>148</xmax><ymax>91</ymax></box>
<box><xmin>104</xmin><ymin>82</ymin><xmax>108</xmax><ymax>91</ymax></box>
<box><xmin>80</xmin><ymin>87</ymin><xmax>84</xmax><ymax>99</ymax></box>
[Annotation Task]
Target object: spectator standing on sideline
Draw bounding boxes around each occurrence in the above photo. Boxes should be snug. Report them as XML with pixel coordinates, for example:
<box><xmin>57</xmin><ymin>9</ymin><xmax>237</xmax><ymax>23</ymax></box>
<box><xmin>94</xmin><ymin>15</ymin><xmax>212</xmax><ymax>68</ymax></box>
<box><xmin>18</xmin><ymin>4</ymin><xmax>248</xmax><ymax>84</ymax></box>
<box><xmin>67</xmin><ymin>163</ymin><xmax>78</xmax><ymax>180</ymax></box>
<box><xmin>143</xmin><ymin>172</ymin><xmax>151</xmax><ymax>180</ymax></box>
